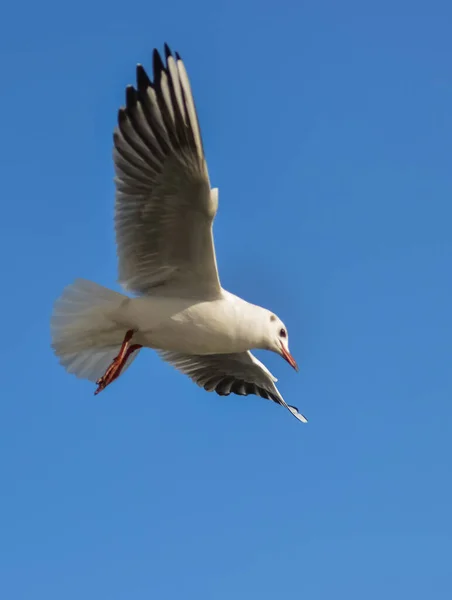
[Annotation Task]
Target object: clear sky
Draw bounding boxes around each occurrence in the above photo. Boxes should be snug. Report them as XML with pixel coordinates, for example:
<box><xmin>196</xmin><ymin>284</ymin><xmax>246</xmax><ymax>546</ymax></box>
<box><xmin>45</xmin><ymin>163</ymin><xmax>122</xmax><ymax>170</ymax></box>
<box><xmin>1</xmin><ymin>0</ymin><xmax>451</xmax><ymax>598</ymax></box>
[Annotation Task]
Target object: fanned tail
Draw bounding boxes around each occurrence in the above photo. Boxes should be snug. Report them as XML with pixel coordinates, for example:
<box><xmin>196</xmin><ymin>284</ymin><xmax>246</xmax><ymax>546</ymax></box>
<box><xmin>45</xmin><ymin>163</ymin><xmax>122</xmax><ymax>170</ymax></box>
<box><xmin>50</xmin><ymin>279</ymin><xmax>141</xmax><ymax>383</ymax></box>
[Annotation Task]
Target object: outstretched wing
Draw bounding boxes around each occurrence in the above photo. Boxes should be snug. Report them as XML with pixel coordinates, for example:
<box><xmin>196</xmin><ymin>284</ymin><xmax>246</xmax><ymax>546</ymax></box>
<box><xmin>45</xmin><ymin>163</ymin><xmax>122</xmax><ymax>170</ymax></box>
<box><xmin>158</xmin><ymin>350</ymin><xmax>307</xmax><ymax>423</ymax></box>
<box><xmin>113</xmin><ymin>45</ymin><xmax>221</xmax><ymax>299</ymax></box>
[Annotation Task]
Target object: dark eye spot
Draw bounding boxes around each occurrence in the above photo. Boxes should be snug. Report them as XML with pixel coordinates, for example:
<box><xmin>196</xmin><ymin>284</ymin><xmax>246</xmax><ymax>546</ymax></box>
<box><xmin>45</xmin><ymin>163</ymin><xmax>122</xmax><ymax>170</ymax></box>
<box><xmin>279</xmin><ymin>328</ymin><xmax>287</xmax><ymax>338</ymax></box>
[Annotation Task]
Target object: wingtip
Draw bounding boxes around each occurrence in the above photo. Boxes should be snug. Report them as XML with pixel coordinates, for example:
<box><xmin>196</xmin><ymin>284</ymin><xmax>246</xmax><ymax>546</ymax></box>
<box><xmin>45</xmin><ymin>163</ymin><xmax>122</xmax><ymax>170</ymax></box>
<box><xmin>288</xmin><ymin>405</ymin><xmax>308</xmax><ymax>423</ymax></box>
<box><xmin>125</xmin><ymin>85</ymin><xmax>137</xmax><ymax>108</ymax></box>
<box><xmin>117</xmin><ymin>107</ymin><xmax>127</xmax><ymax>124</ymax></box>
<box><xmin>153</xmin><ymin>47</ymin><xmax>165</xmax><ymax>76</ymax></box>
<box><xmin>136</xmin><ymin>63</ymin><xmax>152</xmax><ymax>90</ymax></box>
<box><xmin>163</xmin><ymin>43</ymin><xmax>173</xmax><ymax>59</ymax></box>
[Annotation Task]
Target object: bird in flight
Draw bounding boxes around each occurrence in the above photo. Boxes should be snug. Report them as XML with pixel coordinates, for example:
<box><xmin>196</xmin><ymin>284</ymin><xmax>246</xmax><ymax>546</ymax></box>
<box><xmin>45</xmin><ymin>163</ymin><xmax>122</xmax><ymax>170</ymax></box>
<box><xmin>51</xmin><ymin>44</ymin><xmax>307</xmax><ymax>423</ymax></box>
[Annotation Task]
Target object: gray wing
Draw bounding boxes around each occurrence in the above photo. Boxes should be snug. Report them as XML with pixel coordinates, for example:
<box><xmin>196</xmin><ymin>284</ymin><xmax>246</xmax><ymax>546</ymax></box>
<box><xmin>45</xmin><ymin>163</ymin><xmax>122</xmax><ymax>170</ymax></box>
<box><xmin>158</xmin><ymin>350</ymin><xmax>307</xmax><ymax>423</ymax></box>
<box><xmin>113</xmin><ymin>45</ymin><xmax>221</xmax><ymax>299</ymax></box>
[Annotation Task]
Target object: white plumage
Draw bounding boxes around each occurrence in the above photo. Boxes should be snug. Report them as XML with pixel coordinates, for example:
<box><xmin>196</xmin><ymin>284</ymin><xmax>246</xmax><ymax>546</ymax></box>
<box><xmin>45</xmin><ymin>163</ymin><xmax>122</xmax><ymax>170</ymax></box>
<box><xmin>51</xmin><ymin>45</ymin><xmax>306</xmax><ymax>424</ymax></box>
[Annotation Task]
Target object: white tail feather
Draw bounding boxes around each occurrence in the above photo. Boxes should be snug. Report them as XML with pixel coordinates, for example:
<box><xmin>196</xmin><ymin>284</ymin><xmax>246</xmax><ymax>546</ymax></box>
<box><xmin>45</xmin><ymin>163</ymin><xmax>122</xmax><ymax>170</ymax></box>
<box><xmin>51</xmin><ymin>279</ymin><xmax>141</xmax><ymax>383</ymax></box>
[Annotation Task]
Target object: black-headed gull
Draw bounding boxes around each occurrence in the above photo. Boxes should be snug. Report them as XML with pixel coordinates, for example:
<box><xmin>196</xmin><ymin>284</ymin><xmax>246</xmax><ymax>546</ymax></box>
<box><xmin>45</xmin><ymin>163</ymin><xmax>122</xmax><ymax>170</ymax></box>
<box><xmin>51</xmin><ymin>45</ymin><xmax>307</xmax><ymax>424</ymax></box>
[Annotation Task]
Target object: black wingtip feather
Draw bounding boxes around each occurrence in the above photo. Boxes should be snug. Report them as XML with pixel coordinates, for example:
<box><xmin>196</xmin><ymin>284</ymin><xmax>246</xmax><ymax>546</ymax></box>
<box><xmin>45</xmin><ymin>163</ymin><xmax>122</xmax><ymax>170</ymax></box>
<box><xmin>175</xmin><ymin>51</ymin><xmax>181</xmax><ymax>61</ymax></box>
<box><xmin>136</xmin><ymin>64</ymin><xmax>152</xmax><ymax>90</ymax></box>
<box><xmin>117</xmin><ymin>108</ymin><xmax>127</xmax><ymax>124</ymax></box>
<box><xmin>152</xmin><ymin>48</ymin><xmax>165</xmax><ymax>78</ymax></box>
<box><xmin>125</xmin><ymin>85</ymin><xmax>137</xmax><ymax>108</ymax></box>
<box><xmin>164</xmin><ymin>43</ymin><xmax>173</xmax><ymax>60</ymax></box>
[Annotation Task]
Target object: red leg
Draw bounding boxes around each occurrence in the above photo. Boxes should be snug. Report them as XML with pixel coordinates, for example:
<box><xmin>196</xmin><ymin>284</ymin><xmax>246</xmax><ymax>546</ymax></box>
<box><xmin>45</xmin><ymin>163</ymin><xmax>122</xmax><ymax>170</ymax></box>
<box><xmin>94</xmin><ymin>331</ymin><xmax>142</xmax><ymax>395</ymax></box>
<box><xmin>105</xmin><ymin>344</ymin><xmax>142</xmax><ymax>387</ymax></box>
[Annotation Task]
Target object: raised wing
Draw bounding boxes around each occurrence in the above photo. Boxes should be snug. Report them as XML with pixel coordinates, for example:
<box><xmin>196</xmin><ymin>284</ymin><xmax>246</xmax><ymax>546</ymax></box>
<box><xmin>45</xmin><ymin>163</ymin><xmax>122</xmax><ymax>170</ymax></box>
<box><xmin>158</xmin><ymin>350</ymin><xmax>307</xmax><ymax>423</ymax></box>
<box><xmin>113</xmin><ymin>45</ymin><xmax>221</xmax><ymax>299</ymax></box>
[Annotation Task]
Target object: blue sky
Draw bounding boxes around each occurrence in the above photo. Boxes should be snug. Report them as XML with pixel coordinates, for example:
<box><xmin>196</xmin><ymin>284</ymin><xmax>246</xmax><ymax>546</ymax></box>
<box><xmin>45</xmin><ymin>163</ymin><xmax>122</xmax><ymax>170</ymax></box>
<box><xmin>1</xmin><ymin>0</ymin><xmax>451</xmax><ymax>598</ymax></box>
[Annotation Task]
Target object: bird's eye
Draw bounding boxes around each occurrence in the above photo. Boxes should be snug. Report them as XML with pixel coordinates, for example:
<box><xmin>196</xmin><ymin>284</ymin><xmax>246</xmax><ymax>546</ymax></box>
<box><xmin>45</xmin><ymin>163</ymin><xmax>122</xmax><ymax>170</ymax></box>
<box><xmin>279</xmin><ymin>328</ymin><xmax>287</xmax><ymax>338</ymax></box>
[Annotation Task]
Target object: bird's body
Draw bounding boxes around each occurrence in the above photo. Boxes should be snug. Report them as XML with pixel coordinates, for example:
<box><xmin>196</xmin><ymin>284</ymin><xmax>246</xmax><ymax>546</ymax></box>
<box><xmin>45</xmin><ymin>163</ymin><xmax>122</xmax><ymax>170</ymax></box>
<box><xmin>51</xmin><ymin>44</ymin><xmax>307</xmax><ymax>423</ymax></box>
<box><xmin>118</xmin><ymin>292</ymin><xmax>270</xmax><ymax>355</ymax></box>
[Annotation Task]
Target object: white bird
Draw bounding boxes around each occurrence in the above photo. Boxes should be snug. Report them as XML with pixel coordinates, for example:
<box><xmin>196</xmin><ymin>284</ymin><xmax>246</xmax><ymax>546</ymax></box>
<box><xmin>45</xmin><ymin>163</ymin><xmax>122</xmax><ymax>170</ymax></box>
<box><xmin>51</xmin><ymin>44</ymin><xmax>307</xmax><ymax>424</ymax></box>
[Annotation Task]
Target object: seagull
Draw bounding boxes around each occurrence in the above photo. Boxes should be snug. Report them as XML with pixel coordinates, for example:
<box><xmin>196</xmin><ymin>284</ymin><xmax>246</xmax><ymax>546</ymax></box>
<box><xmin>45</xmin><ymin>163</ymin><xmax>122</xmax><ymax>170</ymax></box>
<box><xmin>51</xmin><ymin>44</ymin><xmax>307</xmax><ymax>424</ymax></box>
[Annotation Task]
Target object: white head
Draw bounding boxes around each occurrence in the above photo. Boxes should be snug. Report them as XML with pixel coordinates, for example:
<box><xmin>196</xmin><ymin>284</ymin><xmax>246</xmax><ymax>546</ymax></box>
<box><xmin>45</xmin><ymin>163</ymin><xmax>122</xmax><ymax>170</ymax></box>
<box><xmin>265</xmin><ymin>313</ymin><xmax>298</xmax><ymax>371</ymax></box>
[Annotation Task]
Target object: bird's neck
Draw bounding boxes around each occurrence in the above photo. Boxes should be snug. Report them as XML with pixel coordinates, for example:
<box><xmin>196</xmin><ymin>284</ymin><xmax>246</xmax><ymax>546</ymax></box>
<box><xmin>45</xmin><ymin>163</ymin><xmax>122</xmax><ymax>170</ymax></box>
<box><xmin>225</xmin><ymin>293</ymin><xmax>270</xmax><ymax>350</ymax></box>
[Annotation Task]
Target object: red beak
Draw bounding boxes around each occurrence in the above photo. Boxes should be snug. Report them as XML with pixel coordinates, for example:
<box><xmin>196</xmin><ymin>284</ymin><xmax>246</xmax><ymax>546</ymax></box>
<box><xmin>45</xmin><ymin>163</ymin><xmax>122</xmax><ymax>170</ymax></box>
<box><xmin>280</xmin><ymin>342</ymin><xmax>299</xmax><ymax>371</ymax></box>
